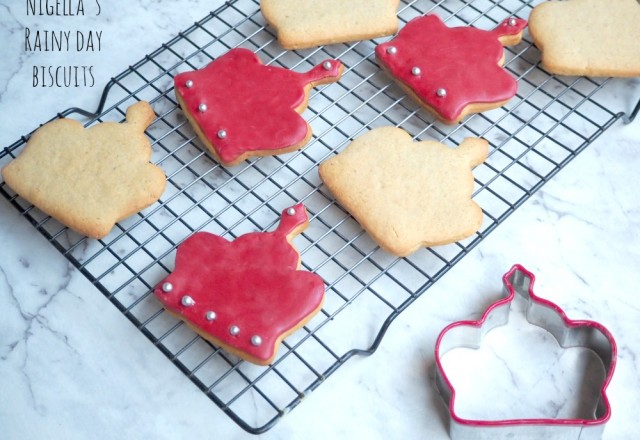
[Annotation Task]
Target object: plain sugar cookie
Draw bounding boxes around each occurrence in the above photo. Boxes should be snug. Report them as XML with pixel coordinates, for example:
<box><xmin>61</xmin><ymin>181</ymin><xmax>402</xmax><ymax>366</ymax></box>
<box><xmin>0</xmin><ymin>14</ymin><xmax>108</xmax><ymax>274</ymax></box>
<box><xmin>529</xmin><ymin>0</ymin><xmax>640</xmax><ymax>77</ymax></box>
<box><xmin>1</xmin><ymin>102</ymin><xmax>166</xmax><ymax>239</ymax></box>
<box><xmin>319</xmin><ymin>127</ymin><xmax>488</xmax><ymax>257</ymax></box>
<box><xmin>260</xmin><ymin>0</ymin><xmax>400</xmax><ymax>50</ymax></box>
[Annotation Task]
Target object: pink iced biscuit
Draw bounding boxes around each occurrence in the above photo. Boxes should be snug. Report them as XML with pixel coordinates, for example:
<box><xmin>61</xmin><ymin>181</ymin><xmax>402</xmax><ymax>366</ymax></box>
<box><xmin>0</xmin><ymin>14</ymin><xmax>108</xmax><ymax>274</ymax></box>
<box><xmin>376</xmin><ymin>15</ymin><xmax>527</xmax><ymax>124</ymax></box>
<box><xmin>154</xmin><ymin>204</ymin><xmax>325</xmax><ymax>365</ymax></box>
<box><xmin>175</xmin><ymin>48</ymin><xmax>343</xmax><ymax>165</ymax></box>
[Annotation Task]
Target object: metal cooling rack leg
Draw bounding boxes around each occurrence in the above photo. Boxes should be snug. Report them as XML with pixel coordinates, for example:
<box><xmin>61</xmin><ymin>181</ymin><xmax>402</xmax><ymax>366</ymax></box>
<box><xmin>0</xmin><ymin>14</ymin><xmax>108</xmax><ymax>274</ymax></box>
<box><xmin>623</xmin><ymin>95</ymin><xmax>640</xmax><ymax>124</ymax></box>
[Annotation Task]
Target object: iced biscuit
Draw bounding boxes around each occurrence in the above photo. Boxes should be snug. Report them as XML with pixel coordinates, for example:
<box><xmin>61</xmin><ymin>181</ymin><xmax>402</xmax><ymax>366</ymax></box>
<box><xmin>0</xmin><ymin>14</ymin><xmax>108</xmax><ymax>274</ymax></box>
<box><xmin>154</xmin><ymin>204</ymin><xmax>325</xmax><ymax>366</ymax></box>
<box><xmin>174</xmin><ymin>48</ymin><xmax>343</xmax><ymax>166</ymax></box>
<box><xmin>376</xmin><ymin>15</ymin><xmax>527</xmax><ymax>124</ymax></box>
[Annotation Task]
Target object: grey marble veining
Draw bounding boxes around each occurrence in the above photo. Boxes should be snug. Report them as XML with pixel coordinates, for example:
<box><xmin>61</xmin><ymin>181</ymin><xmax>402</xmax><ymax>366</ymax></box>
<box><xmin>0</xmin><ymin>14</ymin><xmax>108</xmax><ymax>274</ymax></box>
<box><xmin>1</xmin><ymin>1</ymin><xmax>640</xmax><ymax>439</ymax></box>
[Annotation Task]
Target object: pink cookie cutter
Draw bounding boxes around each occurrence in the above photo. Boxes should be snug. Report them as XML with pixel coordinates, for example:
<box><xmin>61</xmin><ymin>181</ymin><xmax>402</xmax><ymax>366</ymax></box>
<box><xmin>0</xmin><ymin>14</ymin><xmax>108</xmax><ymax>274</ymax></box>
<box><xmin>435</xmin><ymin>264</ymin><xmax>617</xmax><ymax>439</ymax></box>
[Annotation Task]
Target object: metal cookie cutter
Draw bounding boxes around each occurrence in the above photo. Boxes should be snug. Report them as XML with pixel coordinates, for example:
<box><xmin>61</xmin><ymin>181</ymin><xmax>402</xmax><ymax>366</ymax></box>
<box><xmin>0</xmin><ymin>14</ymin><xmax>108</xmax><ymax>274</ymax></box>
<box><xmin>434</xmin><ymin>264</ymin><xmax>617</xmax><ymax>440</ymax></box>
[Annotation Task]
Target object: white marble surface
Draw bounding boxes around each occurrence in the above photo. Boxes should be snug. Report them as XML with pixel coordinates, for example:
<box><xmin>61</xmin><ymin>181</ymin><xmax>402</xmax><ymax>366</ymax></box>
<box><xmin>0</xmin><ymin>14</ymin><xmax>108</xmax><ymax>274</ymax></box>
<box><xmin>1</xmin><ymin>1</ymin><xmax>640</xmax><ymax>439</ymax></box>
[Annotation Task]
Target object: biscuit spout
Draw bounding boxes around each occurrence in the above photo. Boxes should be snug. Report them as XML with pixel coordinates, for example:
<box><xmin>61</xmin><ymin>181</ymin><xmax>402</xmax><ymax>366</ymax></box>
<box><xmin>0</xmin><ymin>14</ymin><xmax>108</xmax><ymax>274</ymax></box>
<box><xmin>457</xmin><ymin>138</ymin><xmax>489</xmax><ymax>168</ymax></box>
<box><xmin>276</xmin><ymin>203</ymin><xmax>309</xmax><ymax>239</ymax></box>
<box><xmin>492</xmin><ymin>17</ymin><xmax>528</xmax><ymax>46</ymax></box>
<box><xmin>300</xmin><ymin>60</ymin><xmax>344</xmax><ymax>86</ymax></box>
<box><xmin>125</xmin><ymin>101</ymin><xmax>155</xmax><ymax>130</ymax></box>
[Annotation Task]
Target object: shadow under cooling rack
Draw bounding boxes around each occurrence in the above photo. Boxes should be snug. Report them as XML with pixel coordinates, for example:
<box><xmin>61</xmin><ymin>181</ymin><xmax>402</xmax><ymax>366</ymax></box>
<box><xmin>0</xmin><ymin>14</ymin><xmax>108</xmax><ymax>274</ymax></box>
<box><xmin>0</xmin><ymin>0</ymin><xmax>635</xmax><ymax>434</ymax></box>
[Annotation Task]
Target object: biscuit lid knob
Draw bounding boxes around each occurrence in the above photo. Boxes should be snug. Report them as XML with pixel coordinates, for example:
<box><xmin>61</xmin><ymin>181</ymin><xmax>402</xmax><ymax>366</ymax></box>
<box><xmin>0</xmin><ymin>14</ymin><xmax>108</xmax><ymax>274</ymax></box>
<box><xmin>221</xmin><ymin>204</ymin><xmax>309</xmax><ymax>270</ymax></box>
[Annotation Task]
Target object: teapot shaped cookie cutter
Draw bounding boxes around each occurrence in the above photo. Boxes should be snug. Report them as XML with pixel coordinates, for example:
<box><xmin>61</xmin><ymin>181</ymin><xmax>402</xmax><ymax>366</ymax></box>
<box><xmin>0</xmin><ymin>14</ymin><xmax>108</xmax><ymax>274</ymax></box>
<box><xmin>435</xmin><ymin>264</ymin><xmax>616</xmax><ymax>440</ymax></box>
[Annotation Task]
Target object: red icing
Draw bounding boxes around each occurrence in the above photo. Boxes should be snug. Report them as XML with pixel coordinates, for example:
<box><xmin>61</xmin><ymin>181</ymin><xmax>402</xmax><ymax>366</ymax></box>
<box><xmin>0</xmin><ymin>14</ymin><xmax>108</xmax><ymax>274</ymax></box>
<box><xmin>376</xmin><ymin>15</ymin><xmax>528</xmax><ymax>122</ymax></box>
<box><xmin>153</xmin><ymin>203</ymin><xmax>325</xmax><ymax>364</ymax></box>
<box><xmin>174</xmin><ymin>48</ymin><xmax>343</xmax><ymax>164</ymax></box>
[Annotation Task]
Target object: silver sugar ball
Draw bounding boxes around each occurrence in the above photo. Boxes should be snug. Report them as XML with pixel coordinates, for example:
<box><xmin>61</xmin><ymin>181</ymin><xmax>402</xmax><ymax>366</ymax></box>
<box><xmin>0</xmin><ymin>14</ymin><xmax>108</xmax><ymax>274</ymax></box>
<box><xmin>205</xmin><ymin>311</ymin><xmax>217</xmax><ymax>321</ymax></box>
<box><xmin>229</xmin><ymin>325</ymin><xmax>240</xmax><ymax>336</ymax></box>
<box><xmin>181</xmin><ymin>295</ymin><xmax>196</xmax><ymax>307</ymax></box>
<box><xmin>411</xmin><ymin>66</ymin><xmax>421</xmax><ymax>76</ymax></box>
<box><xmin>198</xmin><ymin>103</ymin><xmax>208</xmax><ymax>113</ymax></box>
<box><xmin>251</xmin><ymin>335</ymin><xmax>263</xmax><ymax>346</ymax></box>
<box><xmin>161</xmin><ymin>282</ymin><xmax>173</xmax><ymax>293</ymax></box>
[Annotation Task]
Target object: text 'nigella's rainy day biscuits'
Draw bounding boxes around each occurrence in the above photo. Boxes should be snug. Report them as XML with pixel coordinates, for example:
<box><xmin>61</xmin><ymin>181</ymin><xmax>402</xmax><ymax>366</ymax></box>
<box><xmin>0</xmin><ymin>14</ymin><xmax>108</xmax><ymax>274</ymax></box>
<box><xmin>2</xmin><ymin>102</ymin><xmax>166</xmax><ymax>239</ymax></box>
<box><xmin>174</xmin><ymin>48</ymin><xmax>343</xmax><ymax>166</ymax></box>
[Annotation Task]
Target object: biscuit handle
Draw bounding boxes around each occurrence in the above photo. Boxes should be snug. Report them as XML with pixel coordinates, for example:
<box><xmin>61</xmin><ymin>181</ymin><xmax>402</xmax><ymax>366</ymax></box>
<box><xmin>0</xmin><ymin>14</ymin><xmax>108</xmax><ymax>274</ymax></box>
<box><xmin>276</xmin><ymin>203</ymin><xmax>309</xmax><ymax>239</ymax></box>
<box><xmin>492</xmin><ymin>17</ymin><xmax>528</xmax><ymax>46</ymax></box>
<box><xmin>300</xmin><ymin>60</ymin><xmax>344</xmax><ymax>86</ymax></box>
<box><xmin>457</xmin><ymin>138</ymin><xmax>489</xmax><ymax>168</ymax></box>
<box><xmin>125</xmin><ymin>101</ymin><xmax>156</xmax><ymax>130</ymax></box>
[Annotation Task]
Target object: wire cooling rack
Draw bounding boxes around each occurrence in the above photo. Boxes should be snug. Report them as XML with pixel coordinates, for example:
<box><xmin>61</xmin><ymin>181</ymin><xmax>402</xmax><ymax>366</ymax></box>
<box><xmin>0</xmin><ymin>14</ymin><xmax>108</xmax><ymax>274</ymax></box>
<box><xmin>1</xmin><ymin>0</ymin><xmax>639</xmax><ymax>434</ymax></box>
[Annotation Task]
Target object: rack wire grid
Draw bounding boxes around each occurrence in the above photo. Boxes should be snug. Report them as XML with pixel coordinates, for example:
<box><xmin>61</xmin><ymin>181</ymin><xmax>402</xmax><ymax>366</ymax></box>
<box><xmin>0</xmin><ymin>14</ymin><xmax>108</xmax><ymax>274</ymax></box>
<box><xmin>1</xmin><ymin>0</ymin><xmax>639</xmax><ymax>434</ymax></box>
